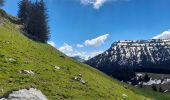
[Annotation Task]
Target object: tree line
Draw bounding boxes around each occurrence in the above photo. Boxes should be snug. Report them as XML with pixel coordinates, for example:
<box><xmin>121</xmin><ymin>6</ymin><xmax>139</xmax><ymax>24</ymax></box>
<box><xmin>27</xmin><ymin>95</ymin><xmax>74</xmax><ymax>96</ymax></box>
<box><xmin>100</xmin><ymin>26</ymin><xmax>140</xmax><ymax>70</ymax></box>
<box><xmin>18</xmin><ymin>0</ymin><xmax>49</xmax><ymax>43</ymax></box>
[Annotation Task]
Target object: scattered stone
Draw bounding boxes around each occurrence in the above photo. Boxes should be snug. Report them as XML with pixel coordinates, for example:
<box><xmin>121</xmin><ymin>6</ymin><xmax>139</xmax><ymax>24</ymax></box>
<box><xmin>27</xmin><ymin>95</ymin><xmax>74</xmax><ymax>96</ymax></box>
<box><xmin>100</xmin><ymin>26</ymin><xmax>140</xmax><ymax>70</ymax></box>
<box><xmin>78</xmin><ymin>74</ymin><xmax>82</xmax><ymax>77</ymax></box>
<box><xmin>0</xmin><ymin>88</ymin><xmax>48</xmax><ymax>100</ymax></box>
<box><xmin>18</xmin><ymin>70</ymin><xmax>35</xmax><ymax>75</ymax></box>
<box><xmin>164</xmin><ymin>90</ymin><xmax>169</xmax><ymax>93</ymax></box>
<box><xmin>122</xmin><ymin>94</ymin><xmax>128</xmax><ymax>99</ymax></box>
<box><xmin>80</xmin><ymin>79</ymin><xmax>86</xmax><ymax>84</ymax></box>
<box><xmin>73</xmin><ymin>74</ymin><xmax>86</xmax><ymax>84</ymax></box>
<box><xmin>8</xmin><ymin>58</ymin><xmax>17</xmax><ymax>63</ymax></box>
<box><xmin>54</xmin><ymin>66</ymin><xmax>60</xmax><ymax>70</ymax></box>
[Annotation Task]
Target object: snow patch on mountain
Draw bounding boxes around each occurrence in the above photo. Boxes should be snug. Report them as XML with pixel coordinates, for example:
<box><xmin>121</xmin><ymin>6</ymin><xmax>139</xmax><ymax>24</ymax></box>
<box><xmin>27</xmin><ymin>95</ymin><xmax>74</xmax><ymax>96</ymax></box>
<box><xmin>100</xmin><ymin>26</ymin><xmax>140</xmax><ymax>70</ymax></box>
<box><xmin>87</xmin><ymin>39</ymin><xmax>170</xmax><ymax>69</ymax></box>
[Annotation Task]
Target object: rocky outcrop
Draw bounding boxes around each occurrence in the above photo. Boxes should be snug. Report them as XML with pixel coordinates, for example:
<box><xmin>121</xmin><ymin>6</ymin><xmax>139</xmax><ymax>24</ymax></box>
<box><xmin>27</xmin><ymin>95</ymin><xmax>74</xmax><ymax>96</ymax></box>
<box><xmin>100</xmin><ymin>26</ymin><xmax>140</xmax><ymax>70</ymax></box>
<box><xmin>0</xmin><ymin>88</ymin><xmax>48</xmax><ymax>100</ymax></box>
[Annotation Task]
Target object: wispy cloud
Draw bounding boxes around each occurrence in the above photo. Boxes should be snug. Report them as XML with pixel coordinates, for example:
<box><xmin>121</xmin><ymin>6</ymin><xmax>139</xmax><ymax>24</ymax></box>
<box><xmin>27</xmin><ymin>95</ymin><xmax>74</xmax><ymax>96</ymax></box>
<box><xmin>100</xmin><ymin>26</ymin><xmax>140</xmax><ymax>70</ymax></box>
<box><xmin>76</xmin><ymin>44</ymin><xmax>84</xmax><ymax>48</ymax></box>
<box><xmin>153</xmin><ymin>29</ymin><xmax>170</xmax><ymax>39</ymax></box>
<box><xmin>80</xmin><ymin>0</ymin><xmax>130</xmax><ymax>9</ymax></box>
<box><xmin>81</xmin><ymin>0</ymin><xmax>107</xmax><ymax>9</ymax></box>
<box><xmin>48</xmin><ymin>41</ymin><xmax>56</xmax><ymax>47</ymax></box>
<box><xmin>84</xmin><ymin>34</ymin><xmax>109</xmax><ymax>47</ymax></box>
<box><xmin>59</xmin><ymin>43</ymin><xmax>73</xmax><ymax>53</ymax></box>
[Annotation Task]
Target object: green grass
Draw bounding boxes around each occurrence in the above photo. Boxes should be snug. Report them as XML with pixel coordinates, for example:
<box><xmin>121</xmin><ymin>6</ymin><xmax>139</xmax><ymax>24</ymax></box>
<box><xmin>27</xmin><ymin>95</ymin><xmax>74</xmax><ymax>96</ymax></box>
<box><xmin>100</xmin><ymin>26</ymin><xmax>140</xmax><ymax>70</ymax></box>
<box><xmin>0</xmin><ymin>10</ymin><xmax>168</xmax><ymax>100</ymax></box>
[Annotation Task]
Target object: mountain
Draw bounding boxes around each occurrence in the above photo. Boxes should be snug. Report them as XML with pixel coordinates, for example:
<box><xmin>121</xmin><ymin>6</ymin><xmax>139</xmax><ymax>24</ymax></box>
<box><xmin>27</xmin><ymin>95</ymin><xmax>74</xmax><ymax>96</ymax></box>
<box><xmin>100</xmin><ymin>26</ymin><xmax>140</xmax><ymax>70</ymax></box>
<box><xmin>0</xmin><ymin>9</ymin><xmax>160</xmax><ymax>100</ymax></box>
<box><xmin>86</xmin><ymin>39</ymin><xmax>170</xmax><ymax>76</ymax></box>
<box><xmin>71</xmin><ymin>56</ymin><xmax>86</xmax><ymax>62</ymax></box>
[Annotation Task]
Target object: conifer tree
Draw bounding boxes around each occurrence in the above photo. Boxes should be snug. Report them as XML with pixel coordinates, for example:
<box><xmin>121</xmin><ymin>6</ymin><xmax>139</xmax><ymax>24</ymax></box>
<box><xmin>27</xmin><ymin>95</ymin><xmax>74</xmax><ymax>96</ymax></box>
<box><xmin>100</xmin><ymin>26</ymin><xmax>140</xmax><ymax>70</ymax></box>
<box><xmin>26</xmin><ymin>2</ymin><xmax>38</xmax><ymax>36</ymax></box>
<box><xmin>18</xmin><ymin>0</ymin><xmax>31</xmax><ymax>24</ymax></box>
<box><xmin>152</xmin><ymin>84</ymin><xmax>157</xmax><ymax>91</ymax></box>
<box><xmin>19</xmin><ymin>0</ymin><xmax>50</xmax><ymax>43</ymax></box>
<box><xmin>36</xmin><ymin>0</ymin><xmax>49</xmax><ymax>42</ymax></box>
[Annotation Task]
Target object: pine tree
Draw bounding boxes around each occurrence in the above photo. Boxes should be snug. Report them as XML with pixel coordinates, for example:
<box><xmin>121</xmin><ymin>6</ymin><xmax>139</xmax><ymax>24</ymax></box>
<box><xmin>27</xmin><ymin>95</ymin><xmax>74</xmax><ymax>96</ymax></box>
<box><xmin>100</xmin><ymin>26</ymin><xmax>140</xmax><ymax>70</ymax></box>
<box><xmin>37</xmin><ymin>0</ymin><xmax>49</xmax><ymax>43</ymax></box>
<box><xmin>26</xmin><ymin>2</ymin><xmax>38</xmax><ymax>36</ymax></box>
<box><xmin>0</xmin><ymin>0</ymin><xmax>4</xmax><ymax>7</ymax></box>
<box><xmin>144</xmin><ymin>73</ymin><xmax>150</xmax><ymax>82</ymax></box>
<box><xmin>26</xmin><ymin>0</ymin><xmax>49</xmax><ymax>43</ymax></box>
<box><xmin>18</xmin><ymin>0</ymin><xmax>31</xmax><ymax>24</ymax></box>
<box><xmin>152</xmin><ymin>84</ymin><xmax>157</xmax><ymax>91</ymax></box>
<box><xmin>159</xmin><ymin>87</ymin><xmax>163</xmax><ymax>92</ymax></box>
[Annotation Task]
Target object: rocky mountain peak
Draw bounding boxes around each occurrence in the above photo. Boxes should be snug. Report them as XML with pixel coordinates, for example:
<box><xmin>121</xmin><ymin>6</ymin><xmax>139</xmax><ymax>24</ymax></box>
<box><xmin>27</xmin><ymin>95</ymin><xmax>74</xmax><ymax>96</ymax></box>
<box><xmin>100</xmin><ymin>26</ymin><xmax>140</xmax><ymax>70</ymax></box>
<box><xmin>86</xmin><ymin>39</ymin><xmax>170</xmax><ymax>73</ymax></box>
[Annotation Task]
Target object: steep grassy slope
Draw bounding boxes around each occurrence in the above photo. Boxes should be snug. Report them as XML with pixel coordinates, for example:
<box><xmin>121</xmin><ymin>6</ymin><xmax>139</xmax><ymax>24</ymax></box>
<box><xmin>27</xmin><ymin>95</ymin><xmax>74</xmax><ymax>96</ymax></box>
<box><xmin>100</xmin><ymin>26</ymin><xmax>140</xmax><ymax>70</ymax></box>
<box><xmin>0</xmin><ymin>10</ymin><xmax>163</xmax><ymax>100</ymax></box>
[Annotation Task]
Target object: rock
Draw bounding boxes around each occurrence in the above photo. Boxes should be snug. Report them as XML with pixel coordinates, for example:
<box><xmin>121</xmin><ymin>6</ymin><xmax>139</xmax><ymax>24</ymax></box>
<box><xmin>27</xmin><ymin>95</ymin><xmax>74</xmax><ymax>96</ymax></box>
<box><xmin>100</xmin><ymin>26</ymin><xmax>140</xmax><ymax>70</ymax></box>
<box><xmin>73</xmin><ymin>74</ymin><xmax>86</xmax><ymax>84</ymax></box>
<box><xmin>78</xmin><ymin>74</ymin><xmax>82</xmax><ymax>77</ymax></box>
<box><xmin>54</xmin><ymin>66</ymin><xmax>60</xmax><ymax>70</ymax></box>
<box><xmin>0</xmin><ymin>88</ymin><xmax>48</xmax><ymax>100</ymax></box>
<box><xmin>80</xmin><ymin>79</ymin><xmax>86</xmax><ymax>84</ymax></box>
<box><xmin>8</xmin><ymin>58</ymin><xmax>17</xmax><ymax>63</ymax></box>
<box><xmin>164</xmin><ymin>90</ymin><xmax>169</xmax><ymax>93</ymax></box>
<box><xmin>122</xmin><ymin>94</ymin><xmax>128</xmax><ymax>99</ymax></box>
<box><xmin>19</xmin><ymin>70</ymin><xmax>35</xmax><ymax>75</ymax></box>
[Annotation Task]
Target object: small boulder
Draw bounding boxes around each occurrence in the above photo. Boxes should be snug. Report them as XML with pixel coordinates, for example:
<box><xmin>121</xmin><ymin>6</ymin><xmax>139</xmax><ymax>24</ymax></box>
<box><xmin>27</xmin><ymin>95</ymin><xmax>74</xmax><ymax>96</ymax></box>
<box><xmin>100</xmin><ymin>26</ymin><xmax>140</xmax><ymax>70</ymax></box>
<box><xmin>122</xmin><ymin>94</ymin><xmax>128</xmax><ymax>99</ymax></box>
<box><xmin>8</xmin><ymin>58</ymin><xmax>17</xmax><ymax>63</ymax></box>
<box><xmin>73</xmin><ymin>74</ymin><xmax>86</xmax><ymax>84</ymax></box>
<box><xmin>19</xmin><ymin>70</ymin><xmax>35</xmax><ymax>75</ymax></box>
<box><xmin>80</xmin><ymin>79</ymin><xmax>86</xmax><ymax>84</ymax></box>
<box><xmin>54</xmin><ymin>66</ymin><xmax>60</xmax><ymax>70</ymax></box>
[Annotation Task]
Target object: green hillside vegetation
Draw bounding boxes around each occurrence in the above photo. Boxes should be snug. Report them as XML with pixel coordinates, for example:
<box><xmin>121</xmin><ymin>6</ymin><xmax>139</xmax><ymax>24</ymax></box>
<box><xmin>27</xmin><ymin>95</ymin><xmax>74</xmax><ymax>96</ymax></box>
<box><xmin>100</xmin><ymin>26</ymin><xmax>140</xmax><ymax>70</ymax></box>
<box><xmin>0</xmin><ymin>10</ymin><xmax>169</xmax><ymax>100</ymax></box>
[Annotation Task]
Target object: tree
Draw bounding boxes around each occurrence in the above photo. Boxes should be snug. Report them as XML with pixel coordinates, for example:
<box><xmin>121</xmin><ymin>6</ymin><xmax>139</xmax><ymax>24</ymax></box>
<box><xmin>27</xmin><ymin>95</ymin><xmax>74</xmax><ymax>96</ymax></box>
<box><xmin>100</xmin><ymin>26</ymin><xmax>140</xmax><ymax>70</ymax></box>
<box><xmin>144</xmin><ymin>73</ymin><xmax>150</xmax><ymax>82</ymax></box>
<box><xmin>26</xmin><ymin>0</ymin><xmax>49</xmax><ymax>43</ymax></box>
<box><xmin>19</xmin><ymin>0</ymin><xmax>50</xmax><ymax>43</ymax></box>
<box><xmin>139</xmin><ymin>82</ymin><xmax>143</xmax><ymax>88</ymax></box>
<box><xmin>159</xmin><ymin>87</ymin><xmax>163</xmax><ymax>92</ymax></box>
<box><xmin>151</xmin><ymin>84</ymin><xmax>157</xmax><ymax>91</ymax></box>
<box><xmin>36</xmin><ymin>0</ymin><xmax>49</xmax><ymax>42</ymax></box>
<box><xmin>18</xmin><ymin>0</ymin><xmax>31</xmax><ymax>24</ymax></box>
<box><xmin>26</xmin><ymin>2</ymin><xmax>38</xmax><ymax>36</ymax></box>
<box><xmin>131</xmin><ymin>77</ymin><xmax>139</xmax><ymax>85</ymax></box>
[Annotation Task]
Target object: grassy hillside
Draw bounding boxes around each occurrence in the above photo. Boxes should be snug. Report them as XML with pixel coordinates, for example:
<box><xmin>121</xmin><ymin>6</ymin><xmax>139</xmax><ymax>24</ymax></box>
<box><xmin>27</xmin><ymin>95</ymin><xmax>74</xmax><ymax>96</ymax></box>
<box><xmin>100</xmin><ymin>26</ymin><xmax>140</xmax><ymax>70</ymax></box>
<box><xmin>0</xmin><ymin>10</ymin><xmax>167</xmax><ymax>100</ymax></box>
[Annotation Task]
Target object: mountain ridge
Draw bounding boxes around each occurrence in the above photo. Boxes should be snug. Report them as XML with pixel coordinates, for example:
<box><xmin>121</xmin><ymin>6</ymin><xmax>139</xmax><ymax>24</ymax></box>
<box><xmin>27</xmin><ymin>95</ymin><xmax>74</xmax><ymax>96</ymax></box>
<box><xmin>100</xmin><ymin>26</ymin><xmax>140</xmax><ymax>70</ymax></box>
<box><xmin>86</xmin><ymin>39</ymin><xmax>170</xmax><ymax>75</ymax></box>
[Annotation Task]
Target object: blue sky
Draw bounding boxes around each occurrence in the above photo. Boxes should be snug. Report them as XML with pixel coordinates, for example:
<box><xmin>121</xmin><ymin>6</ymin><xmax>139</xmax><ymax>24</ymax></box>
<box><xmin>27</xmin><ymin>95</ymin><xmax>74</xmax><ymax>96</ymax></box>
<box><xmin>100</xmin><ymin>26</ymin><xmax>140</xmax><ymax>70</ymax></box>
<box><xmin>3</xmin><ymin>0</ymin><xmax>170</xmax><ymax>59</ymax></box>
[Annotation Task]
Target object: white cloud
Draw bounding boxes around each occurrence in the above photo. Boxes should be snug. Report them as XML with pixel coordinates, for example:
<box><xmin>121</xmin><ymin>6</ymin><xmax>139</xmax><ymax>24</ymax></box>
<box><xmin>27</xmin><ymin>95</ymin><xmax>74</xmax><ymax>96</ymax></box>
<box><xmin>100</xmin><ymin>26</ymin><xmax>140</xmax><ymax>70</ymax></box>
<box><xmin>88</xmin><ymin>51</ymin><xmax>103</xmax><ymax>59</ymax></box>
<box><xmin>76</xmin><ymin>44</ymin><xmax>84</xmax><ymax>48</ymax></box>
<box><xmin>58</xmin><ymin>43</ymin><xmax>103</xmax><ymax>60</ymax></box>
<box><xmin>59</xmin><ymin>43</ymin><xmax>73</xmax><ymax>53</ymax></box>
<box><xmin>153</xmin><ymin>29</ymin><xmax>170</xmax><ymax>40</ymax></box>
<box><xmin>80</xmin><ymin>0</ymin><xmax>130</xmax><ymax>9</ymax></box>
<box><xmin>81</xmin><ymin>0</ymin><xmax>107</xmax><ymax>9</ymax></box>
<box><xmin>84</xmin><ymin>34</ymin><xmax>109</xmax><ymax>47</ymax></box>
<box><xmin>70</xmin><ymin>50</ymin><xmax>103</xmax><ymax>60</ymax></box>
<box><xmin>47</xmin><ymin>41</ymin><xmax>56</xmax><ymax>47</ymax></box>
